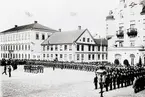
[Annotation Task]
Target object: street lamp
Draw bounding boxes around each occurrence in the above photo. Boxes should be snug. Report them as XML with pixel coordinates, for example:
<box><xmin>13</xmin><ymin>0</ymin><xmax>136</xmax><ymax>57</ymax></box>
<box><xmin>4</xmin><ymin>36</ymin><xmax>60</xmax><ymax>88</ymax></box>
<box><xmin>96</xmin><ymin>66</ymin><xmax>106</xmax><ymax>97</ymax></box>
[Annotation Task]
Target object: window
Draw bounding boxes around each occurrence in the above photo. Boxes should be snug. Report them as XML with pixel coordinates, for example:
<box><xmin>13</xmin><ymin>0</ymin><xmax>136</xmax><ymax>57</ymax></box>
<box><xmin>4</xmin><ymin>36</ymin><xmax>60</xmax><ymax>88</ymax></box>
<box><xmin>47</xmin><ymin>46</ymin><xmax>49</xmax><ymax>51</ymax></box>
<box><xmin>28</xmin><ymin>45</ymin><xmax>30</xmax><ymax>50</ymax></box>
<box><xmin>130</xmin><ymin>41</ymin><xmax>135</xmax><ymax>47</ymax></box>
<box><xmin>106</xmin><ymin>54</ymin><xmax>108</xmax><ymax>60</ymax></box>
<box><xmin>25</xmin><ymin>54</ymin><xmax>27</xmax><ymax>59</ymax></box>
<box><xmin>60</xmin><ymin>54</ymin><xmax>63</xmax><ymax>58</ymax></box>
<box><xmin>69</xmin><ymin>45</ymin><xmax>72</xmax><ymax>51</ymax></box>
<box><xmin>92</xmin><ymin>45</ymin><xmax>95</xmax><ymax>51</ymax></box>
<box><xmin>43</xmin><ymin>54</ymin><xmax>45</xmax><ymax>58</ymax></box>
<box><xmin>51</xmin><ymin>45</ymin><xmax>53</xmax><ymax>51</ymax></box>
<box><xmin>60</xmin><ymin>45</ymin><xmax>62</xmax><ymax>51</ymax></box>
<box><xmin>77</xmin><ymin>45</ymin><xmax>79</xmax><ymax>51</ymax></box>
<box><xmin>47</xmin><ymin>54</ymin><xmax>49</xmax><ymax>58</ymax></box>
<box><xmin>88</xmin><ymin>54</ymin><xmax>91</xmax><ymax>60</ymax></box>
<box><xmin>98</xmin><ymin>46</ymin><xmax>100</xmax><ymax>51</ymax></box>
<box><xmin>98</xmin><ymin>54</ymin><xmax>100</xmax><ymax>60</ymax></box>
<box><xmin>19</xmin><ymin>45</ymin><xmax>21</xmax><ymax>50</ymax></box>
<box><xmin>102</xmin><ymin>46</ymin><xmax>104</xmax><ymax>51</ymax></box>
<box><xmin>77</xmin><ymin>54</ymin><xmax>80</xmax><ymax>60</ymax></box>
<box><xmin>64</xmin><ymin>45</ymin><xmax>67</xmax><ymax>51</ymax></box>
<box><xmin>42</xmin><ymin>34</ymin><xmax>45</xmax><ymax>40</ymax></box>
<box><xmin>51</xmin><ymin>54</ymin><xmax>53</xmax><ymax>58</ymax></box>
<box><xmin>55</xmin><ymin>45</ymin><xmax>58</xmax><ymax>51</ymax></box>
<box><xmin>83</xmin><ymin>37</ymin><xmax>85</xmax><ymax>42</ymax></box>
<box><xmin>28</xmin><ymin>54</ymin><xmax>30</xmax><ymax>59</ymax></box>
<box><xmin>25</xmin><ymin>45</ymin><xmax>27</xmax><ymax>50</ymax></box>
<box><xmin>22</xmin><ymin>45</ymin><xmax>24</xmax><ymax>50</ymax></box>
<box><xmin>69</xmin><ymin>54</ymin><xmax>72</xmax><ymax>60</ymax></box>
<box><xmin>88</xmin><ymin>45</ymin><xmax>91</xmax><ymax>51</ymax></box>
<box><xmin>36</xmin><ymin>33</ymin><xmax>39</xmax><ymax>40</ymax></box>
<box><xmin>43</xmin><ymin>46</ymin><xmax>45</xmax><ymax>51</ymax></box>
<box><xmin>92</xmin><ymin>54</ymin><xmax>95</xmax><ymax>60</ymax></box>
<box><xmin>81</xmin><ymin>45</ymin><xmax>84</xmax><ymax>51</ymax></box>
<box><xmin>16</xmin><ymin>45</ymin><xmax>18</xmax><ymax>50</ymax></box>
<box><xmin>87</xmin><ymin>38</ymin><xmax>90</xmax><ymax>42</ymax></box>
<box><xmin>102</xmin><ymin>54</ymin><xmax>104</xmax><ymax>60</ymax></box>
<box><xmin>81</xmin><ymin>54</ymin><xmax>84</xmax><ymax>61</ymax></box>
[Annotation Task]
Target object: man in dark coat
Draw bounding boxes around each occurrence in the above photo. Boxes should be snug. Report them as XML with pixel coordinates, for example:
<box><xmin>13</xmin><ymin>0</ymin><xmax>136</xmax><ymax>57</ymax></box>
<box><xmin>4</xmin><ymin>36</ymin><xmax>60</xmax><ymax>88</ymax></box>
<box><xmin>8</xmin><ymin>65</ymin><xmax>12</xmax><ymax>77</ymax></box>
<box><xmin>94</xmin><ymin>75</ymin><xmax>98</xmax><ymax>89</ymax></box>
<box><xmin>2</xmin><ymin>58</ymin><xmax>7</xmax><ymax>75</ymax></box>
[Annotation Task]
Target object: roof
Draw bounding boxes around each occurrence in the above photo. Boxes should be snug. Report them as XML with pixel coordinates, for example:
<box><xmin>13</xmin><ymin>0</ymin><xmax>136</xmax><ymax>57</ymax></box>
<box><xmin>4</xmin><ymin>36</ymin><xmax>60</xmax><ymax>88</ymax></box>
<box><xmin>94</xmin><ymin>38</ymin><xmax>108</xmax><ymax>46</ymax></box>
<box><xmin>41</xmin><ymin>29</ymin><xmax>87</xmax><ymax>45</ymax></box>
<box><xmin>1</xmin><ymin>21</ymin><xmax>58</xmax><ymax>33</ymax></box>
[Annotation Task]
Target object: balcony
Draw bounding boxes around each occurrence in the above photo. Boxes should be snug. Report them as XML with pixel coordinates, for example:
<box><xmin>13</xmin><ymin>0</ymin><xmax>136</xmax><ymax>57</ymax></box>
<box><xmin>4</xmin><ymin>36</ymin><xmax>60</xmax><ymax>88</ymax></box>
<box><xmin>127</xmin><ymin>28</ymin><xmax>137</xmax><ymax>38</ymax></box>
<box><xmin>116</xmin><ymin>30</ymin><xmax>124</xmax><ymax>39</ymax></box>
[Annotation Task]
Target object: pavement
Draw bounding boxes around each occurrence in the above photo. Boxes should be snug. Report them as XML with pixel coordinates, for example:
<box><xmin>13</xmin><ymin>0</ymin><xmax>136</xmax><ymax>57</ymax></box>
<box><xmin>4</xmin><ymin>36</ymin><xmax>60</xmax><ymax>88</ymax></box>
<box><xmin>0</xmin><ymin>65</ymin><xmax>145</xmax><ymax>97</ymax></box>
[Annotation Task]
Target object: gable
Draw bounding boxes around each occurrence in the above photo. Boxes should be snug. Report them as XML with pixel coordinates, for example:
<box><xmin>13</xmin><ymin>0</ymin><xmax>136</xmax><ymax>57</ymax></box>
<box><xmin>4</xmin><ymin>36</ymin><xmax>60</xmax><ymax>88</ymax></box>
<box><xmin>75</xmin><ymin>29</ymin><xmax>95</xmax><ymax>44</ymax></box>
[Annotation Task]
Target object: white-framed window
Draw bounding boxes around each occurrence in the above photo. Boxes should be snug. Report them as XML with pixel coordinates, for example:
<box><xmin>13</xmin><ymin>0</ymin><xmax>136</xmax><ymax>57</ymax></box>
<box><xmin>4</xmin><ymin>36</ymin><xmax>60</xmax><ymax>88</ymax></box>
<box><xmin>42</xmin><ymin>34</ymin><xmax>45</xmax><ymax>40</ymax></box>
<box><xmin>69</xmin><ymin>45</ymin><xmax>72</xmax><ymax>51</ymax></box>
<box><xmin>55</xmin><ymin>45</ymin><xmax>58</xmax><ymax>51</ymax></box>
<box><xmin>60</xmin><ymin>45</ymin><xmax>62</xmax><ymax>51</ymax></box>
<box><xmin>77</xmin><ymin>54</ymin><xmax>80</xmax><ymax>60</ymax></box>
<box><xmin>69</xmin><ymin>54</ymin><xmax>72</xmax><ymax>60</ymax></box>
<box><xmin>36</xmin><ymin>33</ymin><xmax>39</xmax><ymax>40</ymax></box>
<box><xmin>64</xmin><ymin>45</ymin><xmax>67</xmax><ymax>51</ymax></box>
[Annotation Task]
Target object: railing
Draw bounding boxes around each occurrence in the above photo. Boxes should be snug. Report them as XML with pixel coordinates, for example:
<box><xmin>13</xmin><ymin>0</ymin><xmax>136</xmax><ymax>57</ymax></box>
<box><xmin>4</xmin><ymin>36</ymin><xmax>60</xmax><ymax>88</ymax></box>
<box><xmin>127</xmin><ymin>28</ymin><xmax>137</xmax><ymax>38</ymax></box>
<box><xmin>116</xmin><ymin>30</ymin><xmax>124</xmax><ymax>39</ymax></box>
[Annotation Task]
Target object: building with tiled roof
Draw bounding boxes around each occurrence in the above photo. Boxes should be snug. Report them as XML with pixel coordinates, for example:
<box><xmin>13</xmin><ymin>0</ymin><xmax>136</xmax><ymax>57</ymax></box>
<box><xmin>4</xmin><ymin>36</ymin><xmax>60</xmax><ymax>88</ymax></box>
<box><xmin>41</xmin><ymin>26</ymin><xmax>108</xmax><ymax>62</ymax></box>
<box><xmin>0</xmin><ymin>21</ymin><xmax>58</xmax><ymax>60</ymax></box>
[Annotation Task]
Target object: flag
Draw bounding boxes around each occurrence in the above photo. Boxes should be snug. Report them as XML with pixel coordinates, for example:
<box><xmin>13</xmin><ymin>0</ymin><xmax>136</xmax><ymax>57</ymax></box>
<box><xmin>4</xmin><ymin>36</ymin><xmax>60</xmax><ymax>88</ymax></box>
<box><xmin>25</xmin><ymin>11</ymin><xmax>33</xmax><ymax>17</ymax></box>
<box><xmin>70</xmin><ymin>12</ymin><xmax>77</xmax><ymax>16</ymax></box>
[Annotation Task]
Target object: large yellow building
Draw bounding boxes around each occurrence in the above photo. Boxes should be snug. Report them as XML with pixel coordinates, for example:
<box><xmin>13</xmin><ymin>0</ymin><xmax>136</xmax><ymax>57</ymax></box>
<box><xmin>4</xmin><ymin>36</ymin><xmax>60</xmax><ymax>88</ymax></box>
<box><xmin>106</xmin><ymin>0</ymin><xmax>145</xmax><ymax>66</ymax></box>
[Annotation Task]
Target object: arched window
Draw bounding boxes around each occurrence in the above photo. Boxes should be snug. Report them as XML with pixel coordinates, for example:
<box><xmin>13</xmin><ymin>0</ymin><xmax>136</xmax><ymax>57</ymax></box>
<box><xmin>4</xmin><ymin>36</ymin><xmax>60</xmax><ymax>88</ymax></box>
<box><xmin>130</xmin><ymin>54</ymin><xmax>135</xmax><ymax>65</ymax></box>
<box><xmin>115</xmin><ymin>54</ymin><xmax>122</xmax><ymax>64</ymax></box>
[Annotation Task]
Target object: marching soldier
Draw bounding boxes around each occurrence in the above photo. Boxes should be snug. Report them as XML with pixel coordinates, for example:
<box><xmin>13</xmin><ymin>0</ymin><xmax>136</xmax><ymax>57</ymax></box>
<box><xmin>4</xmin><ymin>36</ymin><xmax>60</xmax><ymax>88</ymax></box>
<box><xmin>109</xmin><ymin>72</ymin><xmax>113</xmax><ymax>90</ymax></box>
<box><xmin>8</xmin><ymin>65</ymin><xmax>12</xmax><ymax>77</ymax></box>
<box><xmin>94</xmin><ymin>74</ymin><xmax>98</xmax><ymax>89</ymax></box>
<box><xmin>105</xmin><ymin>73</ymin><xmax>110</xmax><ymax>91</ymax></box>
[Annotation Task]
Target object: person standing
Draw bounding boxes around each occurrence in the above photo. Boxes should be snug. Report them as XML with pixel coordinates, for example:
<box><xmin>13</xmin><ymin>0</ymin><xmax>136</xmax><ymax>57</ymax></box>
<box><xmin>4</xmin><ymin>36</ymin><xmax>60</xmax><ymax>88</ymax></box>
<box><xmin>8</xmin><ymin>65</ymin><xmax>12</xmax><ymax>77</ymax></box>
<box><xmin>2</xmin><ymin>58</ymin><xmax>7</xmax><ymax>75</ymax></box>
<box><xmin>94</xmin><ymin>74</ymin><xmax>98</xmax><ymax>89</ymax></box>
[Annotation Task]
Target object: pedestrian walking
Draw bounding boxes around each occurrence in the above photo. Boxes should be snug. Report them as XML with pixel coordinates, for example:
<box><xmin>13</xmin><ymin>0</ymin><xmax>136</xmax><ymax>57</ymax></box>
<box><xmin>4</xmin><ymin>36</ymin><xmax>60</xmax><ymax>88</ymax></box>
<box><xmin>8</xmin><ymin>65</ymin><xmax>12</xmax><ymax>77</ymax></box>
<box><xmin>2</xmin><ymin>65</ymin><xmax>7</xmax><ymax>75</ymax></box>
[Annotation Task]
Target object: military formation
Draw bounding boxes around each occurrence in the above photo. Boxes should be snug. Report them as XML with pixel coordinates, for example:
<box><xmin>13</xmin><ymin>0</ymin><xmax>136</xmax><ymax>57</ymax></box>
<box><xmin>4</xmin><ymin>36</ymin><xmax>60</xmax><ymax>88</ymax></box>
<box><xmin>24</xmin><ymin>65</ymin><xmax>44</xmax><ymax>73</ymax></box>
<box><xmin>94</xmin><ymin>67</ymin><xmax>145</xmax><ymax>93</ymax></box>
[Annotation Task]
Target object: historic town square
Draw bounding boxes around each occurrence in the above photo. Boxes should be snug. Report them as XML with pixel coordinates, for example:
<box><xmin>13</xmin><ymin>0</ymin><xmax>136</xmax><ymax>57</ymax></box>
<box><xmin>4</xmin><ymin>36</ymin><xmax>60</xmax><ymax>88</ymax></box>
<box><xmin>1</xmin><ymin>0</ymin><xmax>145</xmax><ymax>97</ymax></box>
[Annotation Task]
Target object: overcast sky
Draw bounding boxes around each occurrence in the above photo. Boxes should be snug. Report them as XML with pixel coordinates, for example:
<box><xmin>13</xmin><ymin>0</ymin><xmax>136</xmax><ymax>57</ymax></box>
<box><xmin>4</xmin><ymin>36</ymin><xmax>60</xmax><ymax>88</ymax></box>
<box><xmin>0</xmin><ymin>0</ymin><xmax>119</xmax><ymax>37</ymax></box>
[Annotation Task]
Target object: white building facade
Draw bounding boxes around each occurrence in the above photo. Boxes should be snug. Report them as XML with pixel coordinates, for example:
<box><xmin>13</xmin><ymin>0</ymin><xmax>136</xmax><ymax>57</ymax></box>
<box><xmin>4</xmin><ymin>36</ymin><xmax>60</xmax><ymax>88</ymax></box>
<box><xmin>106</xmin><ymin>0</ymin><xmax>145</xmax><ymax>66</ymax></box>
<box><xmin>0</xmin><ymin>21</ymin><xmax>57</xmax><ymax>60</ymax></box>
<box><xmin>41</xmin><ymin>27</ymin><xmax>108</xmax><ymax>62</ymax></box>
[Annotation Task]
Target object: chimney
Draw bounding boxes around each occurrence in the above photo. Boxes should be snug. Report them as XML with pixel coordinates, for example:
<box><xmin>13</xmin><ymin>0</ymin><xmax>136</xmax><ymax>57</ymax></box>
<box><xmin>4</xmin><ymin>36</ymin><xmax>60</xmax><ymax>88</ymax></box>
<box><xmin>15</xmin><ymin>25</ymin><xmax>18</xmax><ymax>28</ymax></box>
<box><xmin>34</xmin><ymin>21</ymin><xmax>38</xmax><ymax>23</ymax></box>
<box><xmin>78</xmin><ymin>26</ymin><xmax>81</xmax><ymax>30</ymax></box>
<box><xmin>59</xmin><ymin>29</ymin><xmax>61</xmax><ymax>32</ymax></box>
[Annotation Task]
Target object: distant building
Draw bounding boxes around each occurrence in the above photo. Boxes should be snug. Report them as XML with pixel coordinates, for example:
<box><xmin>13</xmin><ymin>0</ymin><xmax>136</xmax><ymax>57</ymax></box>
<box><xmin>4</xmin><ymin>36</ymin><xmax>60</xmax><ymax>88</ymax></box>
<box><xmin>41</xmin><ymin>26</ymin><xmax>108</xmax><ymax>62</ymax></box>
<box><xmin>106</xmin><ymin>0</ymin><xmax>145</xmax><ymax>65</ymax></box>
<box><xmin>0</xmin><ymin>21</ymin><xmax>58</xmax><ymax>60</ymax></box>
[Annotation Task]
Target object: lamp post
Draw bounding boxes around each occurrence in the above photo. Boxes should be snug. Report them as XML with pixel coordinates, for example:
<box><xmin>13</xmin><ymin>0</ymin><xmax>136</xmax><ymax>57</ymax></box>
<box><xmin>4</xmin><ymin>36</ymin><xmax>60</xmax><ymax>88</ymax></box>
<box><xmin>96</xmin><ymin>66</ymin><xmax>106</xmax><ymax>97</ymax></box>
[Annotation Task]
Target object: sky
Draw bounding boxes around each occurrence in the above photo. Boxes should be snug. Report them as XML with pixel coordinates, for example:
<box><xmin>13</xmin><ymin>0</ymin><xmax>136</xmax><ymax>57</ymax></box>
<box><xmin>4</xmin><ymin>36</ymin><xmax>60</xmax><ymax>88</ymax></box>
<box><xmin>0</xmin><ymin>0</ymin><xmax>119</xmax><ymax>38</ymax></box>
